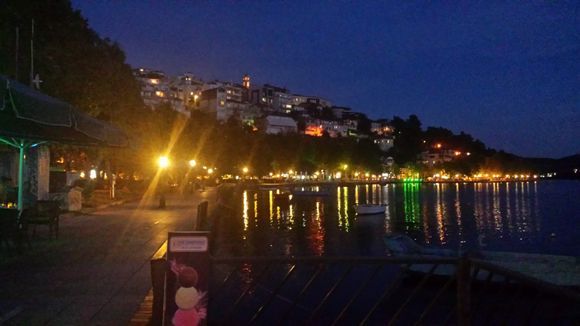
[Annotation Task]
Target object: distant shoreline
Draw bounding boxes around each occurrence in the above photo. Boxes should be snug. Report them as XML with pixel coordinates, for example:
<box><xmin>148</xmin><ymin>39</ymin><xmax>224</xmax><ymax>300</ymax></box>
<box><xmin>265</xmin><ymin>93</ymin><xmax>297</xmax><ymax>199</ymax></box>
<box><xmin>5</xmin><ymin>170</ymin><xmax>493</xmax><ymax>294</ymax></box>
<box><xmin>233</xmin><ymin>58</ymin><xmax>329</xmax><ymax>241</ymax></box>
<box><xmin>236</xmin><ymin>179</ymin><xmax>577</xmax><ymax>188</ymax></box>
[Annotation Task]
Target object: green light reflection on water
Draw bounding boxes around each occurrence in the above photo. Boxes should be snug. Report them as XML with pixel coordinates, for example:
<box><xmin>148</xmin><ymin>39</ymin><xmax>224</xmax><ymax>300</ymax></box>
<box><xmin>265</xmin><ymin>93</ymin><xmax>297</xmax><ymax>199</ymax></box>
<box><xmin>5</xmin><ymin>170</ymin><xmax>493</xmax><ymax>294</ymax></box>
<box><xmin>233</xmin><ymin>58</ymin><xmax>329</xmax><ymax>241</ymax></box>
<box><xmin>403</xmin><ymin>182</ymin><xmax>421</xmax><ymax>232</ymax></box>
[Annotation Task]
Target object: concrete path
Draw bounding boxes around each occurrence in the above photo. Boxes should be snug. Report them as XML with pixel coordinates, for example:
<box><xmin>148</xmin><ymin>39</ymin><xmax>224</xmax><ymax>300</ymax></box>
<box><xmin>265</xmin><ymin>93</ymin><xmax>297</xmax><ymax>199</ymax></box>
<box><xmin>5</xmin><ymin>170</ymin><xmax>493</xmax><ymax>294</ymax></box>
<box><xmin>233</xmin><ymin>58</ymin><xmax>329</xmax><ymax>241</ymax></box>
<box><xmin>0</xmin><ymin>188</ymin><xmax>216</xmax><ymax>325</ymax></box>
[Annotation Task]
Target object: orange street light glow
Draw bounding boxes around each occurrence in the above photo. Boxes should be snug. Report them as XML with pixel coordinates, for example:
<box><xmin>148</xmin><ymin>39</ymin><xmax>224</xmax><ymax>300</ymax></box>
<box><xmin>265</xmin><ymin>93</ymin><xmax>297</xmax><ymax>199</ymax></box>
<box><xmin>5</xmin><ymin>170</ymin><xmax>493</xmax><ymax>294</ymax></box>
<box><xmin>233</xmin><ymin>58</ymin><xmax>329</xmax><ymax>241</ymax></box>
<box><xmin>158</xmin><ymin>156</ymin><xmax>170</xmax><ymax>169</ymax></box>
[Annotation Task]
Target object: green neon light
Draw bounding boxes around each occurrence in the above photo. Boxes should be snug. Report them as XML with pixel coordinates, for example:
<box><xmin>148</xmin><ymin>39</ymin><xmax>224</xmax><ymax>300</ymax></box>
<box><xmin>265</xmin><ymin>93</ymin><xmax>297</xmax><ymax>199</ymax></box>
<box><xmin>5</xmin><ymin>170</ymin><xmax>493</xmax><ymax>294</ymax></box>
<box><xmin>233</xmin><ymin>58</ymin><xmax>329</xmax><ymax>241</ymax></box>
<box><xmin>17</xmin><ymin>143</ymin><xmax>24</xmax><ymax>212</ymax></box>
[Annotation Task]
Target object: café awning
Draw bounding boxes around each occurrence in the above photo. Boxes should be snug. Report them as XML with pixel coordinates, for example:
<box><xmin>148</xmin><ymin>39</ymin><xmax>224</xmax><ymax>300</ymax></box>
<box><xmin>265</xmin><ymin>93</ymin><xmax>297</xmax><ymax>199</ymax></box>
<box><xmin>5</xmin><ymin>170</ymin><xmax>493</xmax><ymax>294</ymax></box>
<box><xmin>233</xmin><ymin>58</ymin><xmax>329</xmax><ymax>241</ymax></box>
<box><xmin>0</xmin><ymin>75</ymin><xmax>129</xmax><ymax>211</ymax></box>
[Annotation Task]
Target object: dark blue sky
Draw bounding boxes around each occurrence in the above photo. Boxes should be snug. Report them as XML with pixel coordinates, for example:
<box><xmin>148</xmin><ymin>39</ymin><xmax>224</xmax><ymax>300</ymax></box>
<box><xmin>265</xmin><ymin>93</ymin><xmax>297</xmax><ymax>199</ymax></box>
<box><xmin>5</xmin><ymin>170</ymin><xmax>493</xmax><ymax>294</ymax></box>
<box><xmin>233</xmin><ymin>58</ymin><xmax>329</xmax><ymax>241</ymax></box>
<box><xmin>71</xmin><ymin>1</ymin><xmax>579</xmax><ymax>158</ymax></box>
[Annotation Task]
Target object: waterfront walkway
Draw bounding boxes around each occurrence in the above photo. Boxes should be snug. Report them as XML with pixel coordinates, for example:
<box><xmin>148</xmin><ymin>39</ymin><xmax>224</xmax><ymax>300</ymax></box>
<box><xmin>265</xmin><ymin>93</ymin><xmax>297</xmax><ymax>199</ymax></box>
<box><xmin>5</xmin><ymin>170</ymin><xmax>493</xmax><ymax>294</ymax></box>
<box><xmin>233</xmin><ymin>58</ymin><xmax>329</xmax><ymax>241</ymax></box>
<box><xmin>0</xmin><ymin>188</ymin><xmax>216</xmax><ymax>325</ymax></box>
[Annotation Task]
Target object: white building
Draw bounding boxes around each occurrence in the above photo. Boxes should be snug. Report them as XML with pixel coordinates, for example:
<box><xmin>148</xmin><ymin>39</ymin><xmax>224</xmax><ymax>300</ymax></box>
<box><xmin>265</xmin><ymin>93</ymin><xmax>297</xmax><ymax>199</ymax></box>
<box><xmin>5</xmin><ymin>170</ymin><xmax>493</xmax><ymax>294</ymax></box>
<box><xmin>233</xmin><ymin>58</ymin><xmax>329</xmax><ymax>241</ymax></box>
<box><xmin>133</xmin><ymin>68</ymin><xmax>194</xmax><ymax>116</ymax></box>
<box><xmin>260</xmin><ymin>115</ymin><xmax>298</xmax><ymax>134</ymax></box>
<box><xmin>371</xmin><ymin>119</ymin><xmax>393</xmax><ymax>136</ymax></box>
<box><xmin>374</xmin><ymin>138</ymin><xmax>394</xmax><ymax>152</ymax></box>
<box><xmin>197</xmin><ymin>87</ymin><xmax>248</xmax><ymax>122</ymax></box>
<box><xmin>420</xmin><ymin>150</ymin><xmax>456</xmax><ymax>166</ymax></box>
<box><xmin>133</xmin><ymin>68</ymin><xmax>169</xmax><ymax>108</ymax></box>
<box><xmin>304</xmin><ymin>119</ymin><xmax>352</xmax><ymax>137</ymax></box>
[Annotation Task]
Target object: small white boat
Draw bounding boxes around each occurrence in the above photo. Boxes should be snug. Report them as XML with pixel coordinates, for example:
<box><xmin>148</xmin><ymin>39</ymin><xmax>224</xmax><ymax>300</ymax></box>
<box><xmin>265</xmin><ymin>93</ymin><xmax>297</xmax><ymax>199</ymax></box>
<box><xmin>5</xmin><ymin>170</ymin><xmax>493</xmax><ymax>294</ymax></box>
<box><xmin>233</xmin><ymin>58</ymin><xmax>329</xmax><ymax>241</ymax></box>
<box><xmin>355</xmin><ymin>204</ymin><xmax>386</xmax><ymax>215</ymax></box>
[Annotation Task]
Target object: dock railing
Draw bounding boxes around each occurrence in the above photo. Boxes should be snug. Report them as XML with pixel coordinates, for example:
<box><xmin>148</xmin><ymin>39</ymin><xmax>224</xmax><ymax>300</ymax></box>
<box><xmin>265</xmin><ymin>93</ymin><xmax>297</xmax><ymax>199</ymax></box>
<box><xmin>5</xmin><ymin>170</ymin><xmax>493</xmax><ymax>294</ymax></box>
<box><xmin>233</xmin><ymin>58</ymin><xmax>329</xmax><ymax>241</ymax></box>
<box><xmin>148</xmin><ymin>251</ymin><xmax>580</xmax><ymax>325</ymax></box>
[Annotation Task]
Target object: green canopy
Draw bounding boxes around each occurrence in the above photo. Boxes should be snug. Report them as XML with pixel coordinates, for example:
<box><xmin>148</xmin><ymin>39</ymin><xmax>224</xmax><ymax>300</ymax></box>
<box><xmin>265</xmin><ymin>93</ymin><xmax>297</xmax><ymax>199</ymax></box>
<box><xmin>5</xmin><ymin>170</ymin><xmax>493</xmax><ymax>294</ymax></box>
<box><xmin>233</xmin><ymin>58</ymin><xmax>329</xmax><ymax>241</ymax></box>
<box><xmin>0</xmin><ymin>75</ymin><xmax>128</xmax><ymax>211</ymax></box>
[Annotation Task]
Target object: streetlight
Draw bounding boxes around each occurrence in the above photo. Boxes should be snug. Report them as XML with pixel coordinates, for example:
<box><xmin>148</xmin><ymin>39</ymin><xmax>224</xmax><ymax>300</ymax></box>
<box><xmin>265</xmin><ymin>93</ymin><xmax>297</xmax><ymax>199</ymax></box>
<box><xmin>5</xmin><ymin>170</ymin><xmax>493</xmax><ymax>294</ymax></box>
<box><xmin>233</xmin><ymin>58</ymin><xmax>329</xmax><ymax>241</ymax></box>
<box><xmin>158</xmin><ymin>156</ymin><xmax>170</xmax><ymax>169</ymax></box>
<box><xmin>157</xmin><ymin>155</ymin><xmax>170</xmax><ymax>208</ymax></box>
<box><xmin>242</xmin><ymin>166</ymin><xmax>249</xmax><ymax>174</ymax></box>
<box><xmin>189</xmin><ymin>159</ymin><xmax>197</xmax><ymax>168</ymax></box>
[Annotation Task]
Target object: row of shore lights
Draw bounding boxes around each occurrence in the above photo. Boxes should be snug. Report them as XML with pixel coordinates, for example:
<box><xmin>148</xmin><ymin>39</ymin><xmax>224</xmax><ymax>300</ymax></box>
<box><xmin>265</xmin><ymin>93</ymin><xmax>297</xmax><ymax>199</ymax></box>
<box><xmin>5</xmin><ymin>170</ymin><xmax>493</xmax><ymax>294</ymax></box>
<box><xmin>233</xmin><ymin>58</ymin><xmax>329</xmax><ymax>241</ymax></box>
<box><xmin>157</xmin><ymin>156</ymin><xmax>249</xmax><ymax>175</ymax></box>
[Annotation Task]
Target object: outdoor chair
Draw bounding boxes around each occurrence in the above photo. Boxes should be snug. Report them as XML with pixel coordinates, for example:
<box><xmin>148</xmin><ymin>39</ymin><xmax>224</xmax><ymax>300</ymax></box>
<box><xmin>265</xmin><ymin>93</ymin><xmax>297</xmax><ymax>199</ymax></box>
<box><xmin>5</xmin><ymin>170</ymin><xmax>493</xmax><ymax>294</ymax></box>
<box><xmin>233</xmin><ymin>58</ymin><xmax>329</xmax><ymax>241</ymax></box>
<box><xmin>28</xmin><ymin>200</ymin><xmax>61</xmax><ymax>239</ymax></box>
<box><xmin>0</xmin><ymin>208</ymin><xmax>30</xmax><ymax>252</ymax></box>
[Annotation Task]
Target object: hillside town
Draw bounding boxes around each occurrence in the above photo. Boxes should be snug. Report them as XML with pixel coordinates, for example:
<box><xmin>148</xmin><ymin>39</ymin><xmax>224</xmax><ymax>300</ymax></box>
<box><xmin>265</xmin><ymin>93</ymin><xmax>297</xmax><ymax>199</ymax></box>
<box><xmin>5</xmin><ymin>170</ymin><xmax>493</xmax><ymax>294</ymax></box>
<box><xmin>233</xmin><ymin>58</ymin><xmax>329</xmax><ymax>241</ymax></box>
<box><xmin>132</xmin><ymin>68</ymin><xmax>488</xmax><ymax>169</ymax></box>
<box><xmin>135</xmin><ymin>70</ymin><xmax>399</xmax><ymax>149</ymax></box>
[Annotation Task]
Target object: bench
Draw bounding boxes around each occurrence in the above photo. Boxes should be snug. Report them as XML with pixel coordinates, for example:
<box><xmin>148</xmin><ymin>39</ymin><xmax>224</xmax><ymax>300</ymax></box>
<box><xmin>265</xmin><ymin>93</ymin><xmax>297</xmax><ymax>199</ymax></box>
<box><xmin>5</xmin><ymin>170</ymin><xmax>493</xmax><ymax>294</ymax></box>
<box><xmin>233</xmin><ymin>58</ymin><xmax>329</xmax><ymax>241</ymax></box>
<box><xmin>27</xmin><ymin>200</ymin><xmax>61</xmax><ymax>239</ymax></box>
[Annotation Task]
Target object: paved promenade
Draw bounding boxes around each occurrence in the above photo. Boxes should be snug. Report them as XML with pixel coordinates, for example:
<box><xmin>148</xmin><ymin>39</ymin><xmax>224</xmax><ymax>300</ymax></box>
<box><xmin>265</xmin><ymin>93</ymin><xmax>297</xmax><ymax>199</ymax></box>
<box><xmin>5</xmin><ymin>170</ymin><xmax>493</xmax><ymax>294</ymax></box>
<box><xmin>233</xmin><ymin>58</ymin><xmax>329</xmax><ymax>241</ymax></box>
<box><xmin>0</xmin><ymin>188</ymin><xmax>216</xmax><ymax>325</ymax></box>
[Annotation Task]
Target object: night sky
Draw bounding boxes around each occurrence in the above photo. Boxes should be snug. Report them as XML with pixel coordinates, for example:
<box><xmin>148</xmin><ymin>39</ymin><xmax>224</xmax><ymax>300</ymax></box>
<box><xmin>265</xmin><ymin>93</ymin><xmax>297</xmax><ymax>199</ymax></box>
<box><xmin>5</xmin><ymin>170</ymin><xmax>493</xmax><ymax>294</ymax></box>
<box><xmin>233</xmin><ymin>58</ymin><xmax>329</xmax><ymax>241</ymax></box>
<box><xmin>71</xmin><ymin>1</ymin><xmax>579</xmax><ymax>158</ymax></box>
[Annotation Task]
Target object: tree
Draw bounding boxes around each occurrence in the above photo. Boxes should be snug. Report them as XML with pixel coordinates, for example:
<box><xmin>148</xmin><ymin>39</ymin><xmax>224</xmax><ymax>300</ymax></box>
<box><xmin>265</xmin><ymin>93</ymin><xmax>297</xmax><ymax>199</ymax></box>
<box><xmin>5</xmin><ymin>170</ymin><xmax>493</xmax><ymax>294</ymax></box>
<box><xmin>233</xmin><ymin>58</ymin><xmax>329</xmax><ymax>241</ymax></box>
<box><xmin>0</xmin><ymin>0</ymin><xmax>153</xmax><ymax>176</ymax></box>
<box><xmin>390</xmin><ymin>114</ymin><xmax>423</xmax><ymax>164</ymax></box>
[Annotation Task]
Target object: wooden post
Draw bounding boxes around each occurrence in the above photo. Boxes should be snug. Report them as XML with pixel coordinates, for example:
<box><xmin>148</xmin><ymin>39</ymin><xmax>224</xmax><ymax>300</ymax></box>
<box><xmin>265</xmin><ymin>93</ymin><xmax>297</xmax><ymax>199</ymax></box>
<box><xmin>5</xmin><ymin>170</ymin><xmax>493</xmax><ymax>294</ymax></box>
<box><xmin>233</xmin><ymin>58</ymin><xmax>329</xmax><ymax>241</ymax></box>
<box><xmin>457</xmin><ymin>257</ymin><xmax>471</xmax><ymax>325</ymax></box>
<box><xmin>150</xmin><ymin>258</ymin><xmax>166</xmax><ymax>326</ymax></box>
<box><xmin>196</xmin><ymin>201</ymin><xmax>208</xmax><ymax>230</ymax></box>
<box><xmin>150</xmin><ymin>241</ymin><xmax>167</xmax><ymax>326</ymax></box>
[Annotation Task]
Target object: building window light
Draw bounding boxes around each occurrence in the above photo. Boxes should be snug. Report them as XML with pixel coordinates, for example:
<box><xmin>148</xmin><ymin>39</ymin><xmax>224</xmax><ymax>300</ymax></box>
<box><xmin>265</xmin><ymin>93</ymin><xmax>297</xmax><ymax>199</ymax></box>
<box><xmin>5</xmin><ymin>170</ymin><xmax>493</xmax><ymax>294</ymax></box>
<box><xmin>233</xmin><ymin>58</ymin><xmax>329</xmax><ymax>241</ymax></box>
<box><xmin>220</xmin><ymin>100</ymin><xmax>225</xmax><ymax>106</ymax></box>
<box><xmin>155</xmin><ymin>91</ymin><xmax>165</xmax><ymax>97</ymax></box>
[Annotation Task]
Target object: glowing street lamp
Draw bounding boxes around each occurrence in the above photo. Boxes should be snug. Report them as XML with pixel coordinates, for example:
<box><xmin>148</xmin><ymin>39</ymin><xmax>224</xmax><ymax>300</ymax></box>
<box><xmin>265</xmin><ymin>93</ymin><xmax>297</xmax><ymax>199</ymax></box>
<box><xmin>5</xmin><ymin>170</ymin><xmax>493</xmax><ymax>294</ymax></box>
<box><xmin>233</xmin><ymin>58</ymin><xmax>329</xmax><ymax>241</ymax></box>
<box><xmin>207</xmin><ymin>168</ymin><xmax>214</xmax><ymax>175</ymax></box>
<box><xmin>189</xmin><ymin>159</ymin><xmax>197</xmax><ymax>168</ymax></box>
<box><xmin>158</xmin><ymin>156</ymin><xmax>170</xmax><ymax>169</ymax></box>
<box><xmin>242</xmin><ymin>166</ymin><xmax>249</xmax><ymax>174</ymax></box>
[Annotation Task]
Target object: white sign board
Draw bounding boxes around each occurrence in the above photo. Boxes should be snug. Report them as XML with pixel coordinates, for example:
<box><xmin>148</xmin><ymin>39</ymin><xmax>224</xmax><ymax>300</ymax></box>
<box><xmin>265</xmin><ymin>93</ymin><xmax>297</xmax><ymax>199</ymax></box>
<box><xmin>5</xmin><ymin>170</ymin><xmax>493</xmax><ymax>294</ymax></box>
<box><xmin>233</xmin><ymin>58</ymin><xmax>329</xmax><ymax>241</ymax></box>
<box><xmin>169</xmin><ymin>236</ymin><xmax>208</xmax><ymax>252</ymax></box>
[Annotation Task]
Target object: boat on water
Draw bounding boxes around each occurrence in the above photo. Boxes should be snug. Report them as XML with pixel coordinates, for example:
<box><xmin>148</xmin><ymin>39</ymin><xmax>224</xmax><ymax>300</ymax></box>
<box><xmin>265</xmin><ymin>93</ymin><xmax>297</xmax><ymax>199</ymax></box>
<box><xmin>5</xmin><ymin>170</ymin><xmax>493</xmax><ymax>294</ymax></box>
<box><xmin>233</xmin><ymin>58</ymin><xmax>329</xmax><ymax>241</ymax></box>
<box><xmin>383</xmin><ymin>234</ymin><xmax>580</xmax><ymax>286</ymax></box>
<box><xmin>354</xmin><ymin>204</ymin><xmax>386</xmax><ymax>215</ymax></box>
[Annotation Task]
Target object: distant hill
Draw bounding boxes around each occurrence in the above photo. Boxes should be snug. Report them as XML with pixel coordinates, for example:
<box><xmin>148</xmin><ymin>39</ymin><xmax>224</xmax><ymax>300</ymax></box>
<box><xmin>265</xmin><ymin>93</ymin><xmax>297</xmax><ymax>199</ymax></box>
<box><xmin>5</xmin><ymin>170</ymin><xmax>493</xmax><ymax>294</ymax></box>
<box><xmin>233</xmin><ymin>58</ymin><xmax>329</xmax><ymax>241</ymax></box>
<box><xmin>525</xmin><ymin>154</ymin><xmax>580</xmax><ymax>178</ymax></box>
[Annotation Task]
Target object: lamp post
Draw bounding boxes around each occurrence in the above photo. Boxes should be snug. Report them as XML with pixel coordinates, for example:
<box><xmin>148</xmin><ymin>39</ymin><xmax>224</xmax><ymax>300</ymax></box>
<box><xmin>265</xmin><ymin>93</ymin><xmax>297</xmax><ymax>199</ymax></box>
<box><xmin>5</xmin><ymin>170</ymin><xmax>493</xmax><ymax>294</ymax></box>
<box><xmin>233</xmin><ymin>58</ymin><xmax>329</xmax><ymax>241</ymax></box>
<box><xmin>188</xmin><ymin>159</ymin><xmax>197</xmax><ymax>193</ymax></box>
<box><xmin>342</xmin><ymin>164</ymin><xmax>348</xmax><ymax>180</ymax></box>
<box><xmin>158</xmin><ymin>155</ymin><xmax>170</xmax><ymax>208</ymax></box>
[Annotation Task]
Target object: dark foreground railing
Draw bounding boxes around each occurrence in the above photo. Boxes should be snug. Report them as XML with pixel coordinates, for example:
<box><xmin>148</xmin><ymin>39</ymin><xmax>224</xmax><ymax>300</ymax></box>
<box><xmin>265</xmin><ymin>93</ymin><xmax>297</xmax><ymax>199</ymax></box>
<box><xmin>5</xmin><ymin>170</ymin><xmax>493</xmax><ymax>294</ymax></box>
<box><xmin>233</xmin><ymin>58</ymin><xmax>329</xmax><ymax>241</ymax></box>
<box><xmin>149</xmin><ymin>253</ymin><xmax>580</xmax><ymax>325</ymax></box>
<box><xmin>144</xmin><ymin>201</ymin><xmax>579</xmax><ymax>324</ymax></box>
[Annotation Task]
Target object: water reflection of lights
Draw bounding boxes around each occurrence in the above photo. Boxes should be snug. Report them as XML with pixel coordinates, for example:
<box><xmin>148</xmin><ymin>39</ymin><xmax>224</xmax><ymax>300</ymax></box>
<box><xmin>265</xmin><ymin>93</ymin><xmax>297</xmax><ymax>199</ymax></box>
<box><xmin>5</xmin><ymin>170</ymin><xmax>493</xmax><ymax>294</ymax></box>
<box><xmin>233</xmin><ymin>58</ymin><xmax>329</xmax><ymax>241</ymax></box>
<box><xmin>471</xmin><ymin>181</ymin><xmax>540</xmax><ymax>244</ymax></box>
<box><xmin>309</xmin><ymin>200</ymin><xmax>325</xmax><ymax>256</ymax></box>
<box><xmin>455</xmin><ymin>183</ymin><xmax>464</xmax><ymax>247</ymax></box>
<box><xmin>288</xmin><ymin>203</ymin><xmax>295</xmax><ymax>229</ymax></box>
<box><xmin>253</xmin><ymin>193</ymin><xmax>258</xmax><ymax>226</ymax></box>
<box><xmin>434</xmin><ymin>183</ymin><xmax>448</xmax><ymax>244</ymax></box>
<box><xmin>365</xmin><ymin>184</ymin><xmax>370</xmax><ymax>204</ymax></box>
<box><xmin>403</xmin><ymin>182</ymin><xmax>420</xmax><ymax>232</ymax></box>
<box><xmin>242</xmin><ymin>191</ymin><xmax>249</xmax><ymax>232</ymax></box>
<box><xmin>492</xmin><ymin>182</ymin><xmax>503</xmax><ymax>235</ymax></box>
<box><xmin>336</xmin><ymin>186</ymin><xmax>350</xmax><ymax>231</ymax></box>
<box><xmin>372</xmin><ymin>184</ymin><xmax>379</xmax><ymax>203</ymax></box>
<box><xmin>383</xmin><ymin>185</ymin><xmax>392</xmax><ymax>234</ymax></box>
<box><xmin>231</xmin><ymin>182</ymin><xmax>543</xmax><ymax>256</ymax></box>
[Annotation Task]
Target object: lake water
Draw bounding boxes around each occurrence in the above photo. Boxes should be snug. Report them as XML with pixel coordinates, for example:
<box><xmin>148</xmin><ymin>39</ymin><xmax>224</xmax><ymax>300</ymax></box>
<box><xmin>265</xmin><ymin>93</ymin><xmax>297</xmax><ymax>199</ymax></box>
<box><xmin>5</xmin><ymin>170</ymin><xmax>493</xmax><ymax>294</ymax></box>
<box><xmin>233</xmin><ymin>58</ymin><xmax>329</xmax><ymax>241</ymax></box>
<box><xmin>213</xmin><ymin>180</ymin><xmax>580</xmax><ymax>257</ymax></box>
